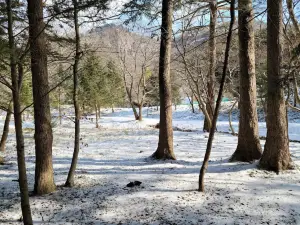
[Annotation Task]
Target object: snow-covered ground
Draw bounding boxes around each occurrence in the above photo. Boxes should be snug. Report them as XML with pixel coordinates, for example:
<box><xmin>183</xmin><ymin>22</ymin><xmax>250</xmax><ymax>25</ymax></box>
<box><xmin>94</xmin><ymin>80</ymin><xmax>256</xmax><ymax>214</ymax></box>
<box><xmin>0</xmin><ymin>105</ymin><xmax>300</xmax><ymax>224</ymax></box>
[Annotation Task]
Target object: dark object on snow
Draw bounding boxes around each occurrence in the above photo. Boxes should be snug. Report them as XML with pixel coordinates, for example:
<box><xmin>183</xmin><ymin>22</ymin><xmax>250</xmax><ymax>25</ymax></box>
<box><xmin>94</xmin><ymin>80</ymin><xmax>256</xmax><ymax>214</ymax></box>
<box><xmin>126</xmin><ymin>182</ymin><xmax>134</xmax><ymax>187</ymax></box>
<box><xmin>134</xmin><ymin>181</ymin><xmax>142</xmax><ymax>186</ymax></box>
<box><xmin>126</xmin><ymin>181</ymin><xmax>142</xmax><ymax>187</ymax></box>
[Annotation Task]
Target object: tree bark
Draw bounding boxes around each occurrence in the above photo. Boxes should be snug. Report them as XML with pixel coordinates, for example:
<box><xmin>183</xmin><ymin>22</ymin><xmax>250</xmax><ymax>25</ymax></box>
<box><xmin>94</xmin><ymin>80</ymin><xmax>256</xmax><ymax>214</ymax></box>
<box><xmin>132</xmin><ymin>104</ymin><xmax>139</xmax><ymax>120</ymax></box>
<box><xmin>203</xmin><ymin>1</ymin><xmax>217</xmax><ymax>132</ymax></box>
<box><xmin>138</xmin><ymin>104</ymin><xmax>143</xmax><ymax>121</ymax></box>
<box><xmin>286</xmin><ymin>0</ymin><xmax>300</xmax><ymax>35</ymax></box>
<box><xmin>8</xmin><ymin>0</ymin><xmax>33</xmax><ymax>223</ymax></box>
<box><xmin>27</xmin><ymin>0</ymin><xmax>55</xmax><ymax>195</ymax></box>
<box><xmin>259</xmin><ymin>0</ymin><xmax>292</xmax><ymax>172</ymax></box>
<box><xmin>98</xmin><ymin>105</ymin><xmax>101</xmax><ymax>119</ymax></box>
<box><xmin>229</xmin><ymin>99</ymin><xmax>238</xmax><ymax>135</ymax></box>
<box><xmin>199</xmin><ymin>0</ymin><xmax>236</xmax><ymax>192</ymax></box>
<box><xmin>152</xmin><ymin>0</ymin><xmax>176</xmax><ymax>160</ymax></box>
<box><xmin>230</xmin><ymin>0</ymin><xmax>262</xmax><ymax>162</ymax></box>
<box><xmin>293</xmin><ymin>71</ymin><xmax>300</xmax><ymax>106</ymax></box>
<box><xmin>65</xmin><ymin>0</ymin><xmax>81</xmax><ymax>187</ymax></box>
<box><xmin>188</xmin><ymin>95</ymin><xmax>195</xmax><ymax>113</ymax></box>
<box><xmin>95</xmin><ymin>104</ymin><xmax>99</xmax><ymax>128</ymax></box>
<box><xmin>58</xmin><ymin>86</ymin><xmax>62</xmax><ymax>125</ymax></box>
<box><xmin>0</xmin><ymin>101</ymin><xmax>12</xmax><ymax>152</ymax></box>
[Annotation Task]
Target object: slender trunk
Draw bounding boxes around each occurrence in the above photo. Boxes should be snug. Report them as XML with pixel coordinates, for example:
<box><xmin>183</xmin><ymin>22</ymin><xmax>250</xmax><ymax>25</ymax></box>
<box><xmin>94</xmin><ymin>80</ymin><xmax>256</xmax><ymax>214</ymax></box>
<box><xmin>112</xmin><ymin>105</ymin><xmax>114</xmax><ymax>113</ymax></box>
<box><xmin>98</xmin><ymin>105</ymin><xmax>101</xmax><ymax>119</ymax></box>
<box><xmin>0</xmin><ymin>101</ymin><xmax>12</xmax><ymax>152</ymax></box>
<box><xmin>131</xmin><ymin>104</ymin><xmax>139</xmax><ymax>120</ymax></box>
<box><xmin>187</xmin><ymin>95</ymin><xmax>195</xmax><ymax>113</ymax></box>
<box><xmin>58</xmin><ymin>87</ymin><xmax>62</xmax><ymax>125</ymax></box>
<box><xmin>293</xmin><ymin>72</ymin><xmax>300</xmax><ymax>106</ymax></box>
<box><xmin>65</xmin><ymin>0</ymin><xmax>81</xmax><ymax>187</ymax></box>
<box><xmin>152</xmin><ymin>0</ymin><xmax>176</xmax><ymax>160</ymax></box>
<box><xmin>199</xmin><ymin>0</ymin><xmax>235</xmax><ymax>192</ymax></box>
<box><xmin>82</xmin><ymin>103</ymin><xmax>85</xmax><ymax>115</ymax></box>
<box><xmin>8</xmin><ymin>0</ymin><xmax>33</xmax><ymax>223</ymax></box>
<box><xmin>27</xmin><ymin>0</ymin><xmax>55</xmax><ymax>195</ymax></box>
<box><xmin>191</xmin><ymin>96</ymin><xmax>195</xmax><ymax>113</ymax></box>
<box><xmin>259</xmin><ymin>0</ymin><xmax>292</xmax><ymax>172</ymax></box>
<box><xmin>203</xmin><ymin>1</ymin><xmax>217</xmax><ymax>132</ymax></box>
<box><xmin>124</xmin><ymin>87</ymin><xmax>138</xmax><ymax>120</ymax></box>
<box><xmin>286</xmin><ymin>0</ymin><xmax>300</xmax><ymax>35</ymax></box>
<box><xmin>230</xmin><ymin>0</ymin><xmax>262</xmax><ymax>162</ymax></box>
<box><xmin>138</xmin><ymin>104</ymin><xmax>142</xmax><ymax>121</ymax></box>
<box><xmin>229</xmin><ymin>99</ymin><xmax>238</xmax><ymax>135</ymax></box>
<box><xmin>129</xmin><ymin>100</ymin><xmax>139</xmax><ymax>120</ymax></box>
<box><xmin>95</xmin><ymin>104</ymin><xmax>99</xmax><ymax>128</ymax></box>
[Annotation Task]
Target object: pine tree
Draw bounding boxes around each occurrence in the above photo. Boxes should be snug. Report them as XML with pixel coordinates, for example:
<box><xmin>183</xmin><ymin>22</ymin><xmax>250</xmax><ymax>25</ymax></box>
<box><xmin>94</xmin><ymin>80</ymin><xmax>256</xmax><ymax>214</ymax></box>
<box><xmin>230</xmin><ymin>0</ymin><xmax>262</xmax><ymax>162</ymax></box>
<box><xmin>28</xmin><ymin>0</ymin><xmax>56</xmax><ymax>195</ymax></box>
<box><xmin>152</xmin><ymin>0</ymin><xmax>176</xmax><ymax>160</ymax></box>
<box><xmin>259</xmin><ymin>0</ymin><xmax>292</xmax><ymax>172</ymax></box>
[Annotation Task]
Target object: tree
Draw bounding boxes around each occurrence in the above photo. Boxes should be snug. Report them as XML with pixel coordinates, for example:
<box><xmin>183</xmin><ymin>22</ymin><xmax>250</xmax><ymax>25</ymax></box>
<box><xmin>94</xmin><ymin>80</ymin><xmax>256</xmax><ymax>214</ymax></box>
<box><xmin>0</xmin><ymin>101</ymin><xmax>12</xmax><ymax>152</ymax></box>
<box><xmin>80</xmin><ymin>53</ymin><xmax>106</xmax><ymax>128</ymax></box>
<box><xmin>152</xmin><ymin>0</ymin><xmax>176</xmax><ymax>160</ymax></box>
<box><xmin>172</xmin><ymin>3</ymin><xmax>214</xmax><ymax>131</ymax></box>
<box><xmin>105</xmin><ymin>60</ymin><xmax>125</xmax><ymax>110</ymax></box>
<box><xmin>230</xmin><ymin>0</ymin><xmax>262</xmax><ymax>162</ymax></box>
<box><xmin>116</xmin><ymin>31</ymin><xmax>159</xmax><ymax>121</ymax></box>
<box><xmin>20</xmin><ymin>74</ymin><xmax>33</xmax><ymax>120</ymax></box>
<box><xmin>0</xmin><ymin>13</ymin><xmax>13</xmax><ymax>153</ymax></box>
<box><xmin>65</xmin><ymin>0</ymin><xmax>81</xmax><ymax>187</ymax></box>
<box><xmin>259</xmin><ymin>0</ymin><xmax>292</xmax><ymax>172</ymax></box>
<box><xmin>199</xmin><ymin>0</ymin><xmax>236</xmax><ymax>192</ymax></box>
<box><xmin>203</xmin><ymin>0</ymin><xmax>217</xmax><ymax>132</ymax></box>
<box><xmin>51</xmin><ymin>64</ymin><xmax>65</xmax><ymax>125</ymax></box>
<box><xmin>48</xmin><ymin>0</ymin><xmax>109</xmax><ymax>187</ymax></box>
<box><xmin>286</xmin><ymin>0</ymin><xmax>300</xmax><ymax>36</ymax></box>
<box><xmin>6</xmin><ymin>0</ymin><xmax>33</xmax><ymax>223</ymax></box>
<box><xmin>80</xmin><ymin>54</ymin><xmax>125</xmax><ymax>126</ymax></box>
<box><xmin>27</xmin><ymin>0</ymin><xmax>56</xmax><ymax>194</ymax></box>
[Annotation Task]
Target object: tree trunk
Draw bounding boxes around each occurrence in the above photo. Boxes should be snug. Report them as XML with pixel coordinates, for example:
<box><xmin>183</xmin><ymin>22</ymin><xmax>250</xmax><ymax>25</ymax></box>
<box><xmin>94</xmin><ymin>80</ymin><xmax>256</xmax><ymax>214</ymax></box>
<box><xmin>203</xmin><ymin>1</ymin><xmax>217</xmax><ymax>132</ymax></box>
<box><xmin>82</xmin><ymin>103</ymin><xmax>85</xmax><ymax>115</ymax></box>
<box><xmin>199</xmin><ymin>0</ymin><xmax>236</xmax><ymax>192</ymax></box>
<box><xmin>286</xmin><ymin>0</ymin><xmax>300</xmax><ymax>35</ymax></box>
<box><xmin>259</xmin><ymin>0</ymin><xmax>292</xmax><ymax>172</ymax></box>
<box><xmin>95</xmin><ymin>104</ymin><xmax>99</xmax><ymax>128</ymax></box>
<box><xmin>98</xmin><ymin>105</ymin><xmax>101</xmax><ymax>119</ymax></box>
<box><xmin>27</xmin><ymin>0</ymin><xmax>55</xmax><ymax>195</ymax></box>
<box><xmin>65</xmin><ymin>0</ymin><xmax>81</xmax><ymax>187</ymax></box>
<box><xmin>130</xmin><ymin>102</ymin><xmax>139</xmax><ymax>120</ymax></box>
<box><xmin>58</xmin><ymin>87</ymin><xmax>62</xmax><ymax>125</ymax></box>
<box><xmin>152</xmin><ymin>0</ymin><xmax>176</xmax><ymax>160</ymax></box>
<box><xmin>138</xmin><ymin>104</ymin><xmax>143</xmax><ymax>121</ymax></box>
<box><xmin>23</xmin><ymin>112</ymin><xmax>26</xmax><ymax>122</ymax></box>
<box><xmin>187</xmin><ymin>95</ymin><xmax>195</xmax><ymax>113</ymax></box>
<box><xmin>229</xmin><ymin>99</ymin><xmax>238</xmax><ymax>135</ymax></box>
<box><xmin>293</xmin><ymin>72</ymin><xmax>300</xmax><ymax>106</ymax></box>
<box><xmin>0</xmin><ymin>101</ymin><xmax>12</xmax><ymax>152</ymax></box>
<box><xmin>8</xmin><ymin>0</ymin><xmax>33</xmax><ymax>223</ymax></box>
<box><xmin>230</xmin><ymin>0</ymin><xmax>262</xmax><ymax>162</ymax></box>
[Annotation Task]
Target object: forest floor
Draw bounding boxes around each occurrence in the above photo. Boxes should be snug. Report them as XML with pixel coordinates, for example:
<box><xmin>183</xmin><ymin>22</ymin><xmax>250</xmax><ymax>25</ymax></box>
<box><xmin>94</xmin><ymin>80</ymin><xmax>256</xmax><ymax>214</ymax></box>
<box><xmin>0</xmin><ymin>105</ymin><xmax>300</xmax><ymax>225</ymax></box>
